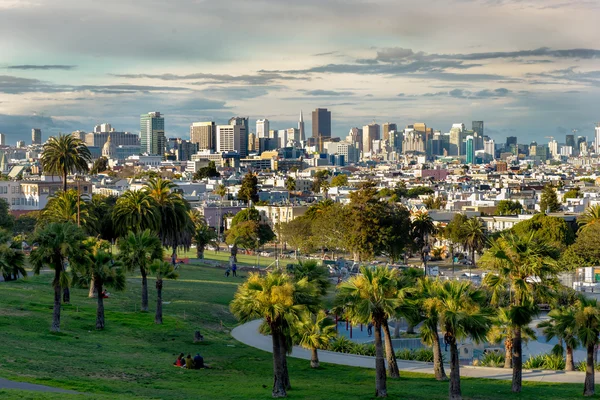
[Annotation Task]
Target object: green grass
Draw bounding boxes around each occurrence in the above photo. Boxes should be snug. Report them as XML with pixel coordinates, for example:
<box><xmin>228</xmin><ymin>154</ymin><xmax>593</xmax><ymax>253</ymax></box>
<box><xmin>178</xmin><ymin>249</ymin><xmax>280</xmax><ymax>268</ymax></box>
<box><xmin>0</xmin><ymin>263</ymin><xmax>593</xmax><ymax>399</ymax></box>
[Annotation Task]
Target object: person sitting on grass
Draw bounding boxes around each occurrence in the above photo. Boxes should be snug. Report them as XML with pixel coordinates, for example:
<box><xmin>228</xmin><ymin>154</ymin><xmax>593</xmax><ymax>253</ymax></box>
<box><xmin>193</xmin><ymin>353</ymin><xmax>211</xmax><ymax>369</ymax></box>
<box><xmin>185</xmin><ymin>354</ymin><xmax>194</xmax><ymax>369</ymax></box>
<box><xmin>174</xmin><ymin>353</ymin><xmax>185</xmax><ymax>367</ymax></box>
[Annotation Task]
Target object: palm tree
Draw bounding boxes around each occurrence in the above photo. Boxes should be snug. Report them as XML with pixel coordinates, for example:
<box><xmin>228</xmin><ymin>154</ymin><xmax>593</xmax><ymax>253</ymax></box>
<box><xmin>112</xmin><ymin>190</ymin><xmax>159</xmax><ymax>236</ymax></box>
<box><xmin>39</xmin><ymin>189</ymin><xmax>94</xmax><ymax>231</ymax></box>
<box><xmin>149</xmin><ymin>259</ymin><xmax>178</xmax><ymax>324</ymax></box>
<box><xmin>296</xmin><ymin>310</ymin><xmax>336</xmax><ymax>368</ymax></box>
<box><xmin>190</xmin><ymin>213</ymin><xmax>218</xmax><ymax>259</ymax></box>
<box><xmin>578</xmin><ymin>204</ymin><xmax>600</xmax><ymax>232</ymax></box>
<box><xmin>230</xmin><ymin>271</ymin><xmax>319</xmax><ymax>398</ymax></box>
<box><xmin>487</xmin><ymin>307</ymin><xmax>535</xmax><ymax>369</ymax></box>
<box><xmin>411</xmin><ymin>211</ymin><xmax>436</xmax><ymax>276</ymax></box>
<box><xmin>336</xmin><ymin>266</ymin><xmax>404</xmax><ymax>396</ymax></box>
<box><xmin>0</xmin><ymin>231</ymin><xmax>26</xmax><ymax>281</ymax></box>
<box><xmin>415</xmin><ymin>277</ymin><xmax>447</xmax><ymax>380</ymax></box>
<box><xmin>41</xmin><ymin>134</ymin><xmax>92</xmax><ymax>192</ymax></box>
<box><xmin>144</xmin><ymin>177</ymin><xmax>193</xmax><ymax>255</ymax></box>
<box><xmin>573</xmin><ymin>297</ymin><xmax>600</xmax><ymax>396</ymax></box>
<box><xmin>214</xmin><ymin>184</ymin><xmax>227</xmax><ymax>239</ymax></box>
<box><xmin>538</xmin><ymin>306</ymin><xmax>578</xmax><ymax>371</ymax></box>
<box><xmin>292</xmin><ymin>260</ymin><xmax>331</xmax><ymax>296</ymax></box>
<box><xmin>29</xmin><ymin>222</ymin><xmax>87</xmax><ymax>332</ymax></box>
<box><xmin>73</xmin><ymin>239</ymin><xmax>126</xmax><ymax>329</ymax></box>
<box><xmin>117</xmin><ymin>230</ymin><xmax>163</xmax><ymax>312</ymax></box>
<box><xmin>460</xmin><ymin>217</ymin><xmax>486</xmax><ymax>277</ymax></box>
<box><xmin>437</xmin><ymin>281</ymin><xmax>492</xmax><ymax>400</ymax></box>
<box><xmin>480</xmin><ymin>233</ymin><xmax>559</xmax><ymax>393</ymax></box>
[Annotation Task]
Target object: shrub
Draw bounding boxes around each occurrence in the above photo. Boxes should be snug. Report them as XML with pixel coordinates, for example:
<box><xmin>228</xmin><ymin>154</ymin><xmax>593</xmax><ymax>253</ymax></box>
<box><xmin>479</xmin><ymin>351</ymin><xmax>505</xmax><ymax>368</ymax></box>
<box><xmin>543</xmin><ymin>354</ymin><xmax>565</xmax><ymax>371</ymax></box>
<box><xmin>576</xmin><ymin>361</ymin><xmax>600</xmax><ymax>372</ymax></box>
<box><xmin>414</xmin><ymin>348</ymin><xmax>435</xmax><ymax>362</ymax></box>
<box><xmin>523</xmin><ymin>354</ymin><xmax>545</xmax><ymax>369</ymax></box>
<box><xmin>395</xmin><ymin>348</ymin><xmax>415</xmax><ymax>360</ymax></box>
<box><xmin>329</xmin><ymin>337</ymin><xmax>353</xmax><ymax>353</ymax></box>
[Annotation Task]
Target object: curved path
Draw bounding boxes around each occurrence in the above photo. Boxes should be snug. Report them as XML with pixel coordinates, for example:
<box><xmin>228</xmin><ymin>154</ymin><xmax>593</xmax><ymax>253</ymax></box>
<box><xmin>0</xmin><ymin>377</ymin><xmax>79</xmax><ymax>394</ymax></box>
<box><xmin>232</xmin><ymin>320</ymin><xmax>585</xmax><ymax>384</ymax></box>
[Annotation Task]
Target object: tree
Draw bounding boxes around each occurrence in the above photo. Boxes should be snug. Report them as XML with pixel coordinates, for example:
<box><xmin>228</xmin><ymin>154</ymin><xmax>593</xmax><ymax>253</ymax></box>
<box><xmin>336</xmin><ymin>266</ymin><xmax>405</xmax><ymax>396</ymax></box>
<box><xmin>480</xmin><ymin>233</ymin><xmax>559</xmax><ymax>393</ymax></box>
<box><xmin>538</xmin><ymin>306</ymin><xmax>578</xmax><ymax>371</ymax></box>
<box><xmin>149</xmin><ymin>259</ymin><xmax>179</xmax><ymax>324</ymax></box>
<box><xmin>562</xmin><ymin>187</ymin><xmax>581</xmax><ymax>202</ymax></box>
<box><xmin>13</xmin><ymin>212</ymin><xmax>38</xmax><ymax>237</ymax></box>
<box><xmin>39</xmin><ymin>189</ymin><xmax>94</xmax><ymax>232</ymax></box>
<box><xmin>191</xmin><ymin>213</ymin><xmax>218</xmax><ymax>259</ymax></box>
<box><xmin>285</xmin><ymin>176</ymin><xmax>296</xmax><ymax>192</ymax></box>
<box><xmin>88</xmin><ymin>194</ymin><xmax>118</xmax><ymax>242</ymax></box>
<box><xmin>380</xmin><ymin>204</ymin><xmax>412</xmax><ymax>264</ymax></box>
<box><xmin>226</xmin><ymin>220</ymin><xmax>274</xmax><ymax>252</ymax></box>
<box><xmin>311</xmin><ymin>170</ymin><xmax>331</xmax><ymax>194</ymax></box>
<box><xmin>230</xmin><ymin>271</ymin><xmax>319</xmax><ymax>398</ymax></box>
<box><xmin>570</xmin><ymin>224</ymin><xmax>600</xmax><ymax>266</ymax></box>
<box><xmin>112</xmin><ymin>190</ymin><xmax>159</xmax><ymax>236</ymax></box>
<box><xmin>29</xmin><ymin>222</ymin><xmax>87</xmax><ymax>331</ymax></box>
<box><xmin>578</xmin><ymin>204</ymin><xmax>600</xmax><ymax>232</ymax></box>
<box><xmin>144</xmin><ymin>177</ymin><xmax>193</xmax><ymax>254</ymax></box>
<box><xmin>512</xmin><ymin>213</ymin><xmax>575</xmax><ymax>254</ymax></box>
<box><xmin>292</xmin><ymin>260</ymin><xmax>330</xmax><ymax>296</ymax></box>
<box><xmin>0</xmin><ymin>198</ymin><xmax>14</xmax><ymax>231</ymax></box>
<box><xmin>406</xmin><ymin>186</ymin><xmax>434</xmax><ymax>199</ymax></box>
<box><xmin>487</xmin><ymin>307</ymin><xmax>535</xmax><ymax>369</ymax></box>
<box><xmin>117</xmin><ymin>230</ymin><xmax>163</xmax><ymax>312</ymax></box>
<box><xmin>411</xmin><ymin>211</ymin><xmax>436</xmax><ymax>275</ymax></box>
<box><xmin>540</xmin><ymin>184</ymin><xmax>560</xmax><ymax>213</ymax></box>
<box><xmin>330</xmin><ymin>174</ymin><xmax>349</xmax><ymax>187</ymax></box>
<box><xmin>460</xmin><ymin>217</ymin><xmax>486</xmax><ymax>275</ymax></box>
<box><xmin>73</xmin><ymin>240</ymin><xmax>126</xmax><ymax>329</ymax></box>
<box><xmin>193</xmin><ymin>161</ymin><xmax>220</xmax><ymax>180</ymax></box>
<box><xmin>90</xmin><ymin>156</ymin><xmax>109</xmax><ymax>175</ymax></box>
<box><xmin>574</xmin><ymin>297</ymin><xmax>600</xmax><ymax>396</ymax></box>
<box><xmin>0</xmin><ymin>230</ymin><xmax>26</xmax><ymax>281</ymax></box>
<box><xmin>495</xmin><ymin>200</ymin><xmax>523</xmax><ymax>216</ymax></box>
<box><xmin>238</xmin><ymin>172</ymin><xmax>259</xmax><ymax>203</ymax></box>
<box><xmin>437</xmin><ymin>281</ymin><xmax>492</xmax><ymax>400</ymax></box>
<box><xmin>41</xmin><ymin>134</ymin><xmax>92</xmax><ymax>192</ymax></box>
<box><xmin>296</xmin><ymin>310</ymin><xmax>336</xmax><ymax>368</ymax></box>
<box><xmin>423</xmin><ymin>196</ymin><xmax>446</xmax><ymax>210</ymax></box>
<box><xmin>310</xmin><ymin>202</ymin><xmax>350</xmax><ymax>257</ymax></box>
<box><xmin>280</xmin><ymin>217</ymin><xmax>313</xmax><ymax>257</ymax></box>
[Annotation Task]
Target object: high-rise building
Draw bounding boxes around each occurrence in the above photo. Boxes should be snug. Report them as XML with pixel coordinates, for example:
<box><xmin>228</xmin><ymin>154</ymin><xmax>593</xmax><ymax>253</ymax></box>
<box><xmin>287</xmin><ymin>128</ymin><xmax>301</xmax><ymax>144</ymax></box>
<box><xmin>362</xmin><ymin>123</ymin><xmax>380</xmax><ymax>153</ymax></box>
<box><xmin>465</xmin><ymin>135</ymin><xmax>475</xmax><ymax>164</ymax></box>
<box><xmin>472</xmin><ymin>121</ymin><xmax>484</xmax><ymax>150</ymax></box>
<box><xmin>311</xmin><ymin>108</ymin><xmax>331</xmax><ymax>138</ymax></box>
<box><xmin>216</xmin><ymin>124</ymin><xmax>247</xmax><ymax>157</ymax></box>
<box><xmin>484</xmin><ymin>139</ymin><xmax>495</xmax><ymax>158</ymax></box>
<box><xmin>256</xmin><ymin>119</ymin><xmax>269</xmax><ymax>139</ymax></box>
<box><xmin>325</xmin><ymin>142</ymin><xmax>359</xmax><ymax>164</ymax></box>
<box><xmin>298</xmin><ymin>111</ymin><xmax>305</xmax><ymax>142</ymax></box>
<box><xmin>566</xmin><ymin>134</ymin><xmax>575</xmax><ymax>149</ymax></box>
<box><xmin>382</xmin><ymin>122</ymin><xmax>397</xmax><ymax>141</ymax></box>
<box><xmin>595</xmin><ymin>124</ymin><xmax>600</xmax><ymax>154</ymax></box>
<box><xmin>190</xmin><ymin>121</ymin><xmax>216</xmax><ymax>151</ymax></box>
<box><xmin>248</xmin><ymin>133</ymin><xmax>258</xmax><ymax>153</ymax></box>
<box><xmin>346</xmin><ymin>127</ymin><xmax>362</xmax><ymax>152</ymax></box>
<box><xmin>85</xmin><ymin>131</ymin><xmax>139</xmax><ymax>149</ymax></box>
<box><xmin>389</xmin><ymin>130</ymin><xmax>403</xmax><ymax>153</ymax></box>
<box><xmin>16</xmin><ymin>140</ymin><xmax>25</xmax><ymax>148</ymax></box>
<box><xmin>402</xmin><ymin>131</ymin><xmax>425</xmax><ymax>153</ymax></box>
<box><xmin>449</xmin><ymin>123</ymin><xmax>465</xmax><ymax>156</ymax></box>
<box><xmin>171</xmin><ymin>139</ymin><xmax>198</xmax><ymax>161</ymax></box>
<box><xmin>32</xmin><ymin>128</ymin><xmax>42</xmax><ymax>145</ymax></box>
<box><xmin>140</xmin><ymin>112</ymin><xmax>165</xmax><ymax>156</ymax></box>
<box><xmin>0</xmin><ymin>133</ymin><xmax>5</xmax><ymax>146</ymax></box>
<box><xmin>549</xmin><ymin>140</ymin><xmax>559</xmax><ymax>157</ymax></box>
<box><xmin>506</xmin><ymin>136</ymin><xmax>518</xmax><ymax>148</ymax></box>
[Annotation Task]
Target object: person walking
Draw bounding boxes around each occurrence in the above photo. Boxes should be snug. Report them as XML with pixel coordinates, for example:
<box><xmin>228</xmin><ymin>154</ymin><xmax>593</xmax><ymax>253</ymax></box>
<box><xmin>232</xmin><ymin>263</ymin><xmax>237</xmax><ymax>277</ymax></box>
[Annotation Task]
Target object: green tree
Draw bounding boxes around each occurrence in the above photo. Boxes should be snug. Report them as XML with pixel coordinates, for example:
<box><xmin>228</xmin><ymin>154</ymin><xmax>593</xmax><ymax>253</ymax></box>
<box><xmin>112</xmin><ymin>190</ymin><xmax>159</xmax><ymax>236</ymax></box>
<box><xmin>574</xmin><ymin>297</ymin><xmax>600</xmax><ymax>396</ymax></box>
<box><xmin>225</xmin><ymin>220</ymin><xmax>274</xmax><ymax>251</ymax></box>
<box><xmin>29</xmin><ymin>222</ymin><xmax>87</xmax><ymax>331</ymax></box>
<box><xmin>512</xmin><ymin>213</ymin><xmax>575</xmax><ymax>254</ymax></box>
<box><xmin>487</xmin><ymin>307</ymin><xmax>535</xmax><ymax>369</ymax></box>
<box><xmin>193</xmin><ymin>161</ymin><xmax>220</xmax><ymax>180</ymax></box>
<box><xmin>330</xmin><ymin>174</ymin><xmax>349</xmax><ymax>187</ymax></box>
<box><xmin>238</xmin><ymin>172</ymin><xmax>259</xmax><ymax>203</ymax></box>
<box><xmin>540</xmin><ymin>184</ymin><xmax>560</xmax><ymax>213</ymax></box>
<box><xmin>285</xmin><ymin>176</ymin><xmax>296</xmax><ymax>192</ymax></box>
<box><xmin>280</xmin><ymin>217</ymin><xmax>313</xmax><ymax>256</ymax></box>
<box><xmin>311</xmin><ymin>170</ymin><xmax>331</xmax><ymax>193</ymax></box>
<box><xmin>0</xmin><ymin>198</ymin><xmax>14</xmax><ymax>231</ymax></box>
<box><xmin>13</xmin><ymin>212</ymin><xmax>38</xmax><ymax>237</ymax></box>
<box><xmin>460</xmin><ymin>217</ymin><xmax>487</xmax><ymax>275</ymax></box>
<box><xmin>310</xmin><ymin>202</ymin><xmax>350</xmax><ymax>257</ymax></box>
<box><xmin>149</xmin><ymin>259</ymin><xmax>178</xmax><ymax>324</ymax></box>
<box><xmin>190</xmin><ymin>212</ymin><xmax>218</xmax><ymax>259</ymax></box>
<box><xmin>570</xmin><ymin>224</ymin><xmax>600</xmax><ymax>266</ymax></box>
<box><xmin>406</xmin><ymin>186</ymin><xmax>434</xmax><ymax>199</ymax></box>
<box><xmin>562</xmin><ymin>187</ymin><xmax>581</xmax><ymax>202</ymax></box>
<box><xmin>480</xmin><ymin>233</ymin><xmax>559</xmax><ymax>393</ymax></box>
<box><xmin>336</xmin><ymin>266</ymin><xmax>404</xmax><ymax>396</ymax></box>
<box><xmin>0</xmin><ymin>230</ymin><xmax>26</xmax><ymax>281</ymax></box>
<box><xmin>39</xmin><ymin>189</ymin><xmax>94</xmax><ymax>232</ymax></box>
<box><xmin>230</xmin><ymin>271</ymin><xmax>319</xmax><ymax>398</ymax></box>
<box><xmin>41</xmin><ymin>134</ymin><xmax>92</xmax><ymax>192</ymax></box>
<box><xmin>88</xmin><ymin>194</ymin><xmax>118</xmax><ymax>241</ymax></box>
<box><xmin>495</xmin><ymin>200</ymin><xmax>523</xmax><ymax>216</ymax></box>
<box><xmin>295</xmin><ymin>310</ymin><xmax>336</xmax><ymax>368</ymax></box>
<box><xmin>538</xmin><ymin>306</ymin><xmax>578</xmax><ymax>371</ymax></box>
<box><xmin>578</xmin><ymin>204</ymin><xmax>600</xmax><ymax>232</ymax></box>
<box><xmin>380</xmin><ymin>204</ymin><xmax>412</xmax><ymax>264</ymax></box>
<box><xmin>90</xmin><ymin>156</ymin><xmax>109</xmax><ymax>175</ymax></box>
<box><xmin>292</xmin><ymin>260</ymin><xmax>330</xmax><ymax>296</ymax></box>
<box><xmin>411</xmin><ymin>211</ymin><xmax>436</xmax><ymax>274</ymax></box>
<box><xmin>423</xmin><ymin>195</ymin><xmax>446</xmax><ymax>210</ymax></box>
<box><xmin>117</xmin><ymin>229</ymin><xmax>163</xmax><ymax>312</ymax></box>
<box><xmin>438</xmin><ymin>281</ymin><xmax>492</xmax><ymax>400</ymax></box>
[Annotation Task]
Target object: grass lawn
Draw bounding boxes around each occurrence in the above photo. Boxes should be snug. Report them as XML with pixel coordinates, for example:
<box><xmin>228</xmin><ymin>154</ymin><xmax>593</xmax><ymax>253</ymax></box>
<box><xmin>178</xmin><ymin>249</ymin><xmax>280</xmax><ymax>268</ymax></box>
<box><xmin>0</xmin><ymin>263</ymin><xmax>593</xmax><ymax>399</ymax></box>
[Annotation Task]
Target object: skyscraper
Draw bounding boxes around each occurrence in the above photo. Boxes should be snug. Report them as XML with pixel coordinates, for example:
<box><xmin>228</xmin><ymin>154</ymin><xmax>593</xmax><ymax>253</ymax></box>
<box><xmin>449</xmin><ymin>123</ymin><xmax>465</xmax><ymax>156</ymax></box>
<box><xmin>566</xmin><ymin>134</ymin><xmax>575</xmax><ymax>148</ymax></box>
<box><xmin>506</xmin><ymin>136</ymin><xmax>518</xmax><ymax>147</ymax></box>
<box><xmin>382</xmin><ymin>123</ymin><xmax>397</xmax><ymax>141</ymax></box>
<box><xmin>216</xmin><ymin>124</ymin><xmax>247</xmax><ymax>157</ymax></box>
<box><xmin>256</xmin><ymin>119</ymin><xmax>269</xmax><ymax>138</ymax></box>
<box><xmin>595</xmin><ymin>124</ymin><xmax>600</xmax><ymax>154</ymax></box>
<box><xmin>465</xmin><ymin>135</ymin><xmax>475</xmax><ymax>164</ymax></box>
<box><xmin>362</xmin><ymin>123</ymin><xmax>380</xmax><ymax>153</ymax></box>
<box><xmin>32</xmin><ymin>128</ymin><xmax>42</xmax><ymax>145</ymax></box>
<box><xmin>389</xmin><ymin>130</ymin><xmax>403</xmax><ymax>153</ymax></box>
<box><xmin>140</xmin><ymin>112</ymin><xmax>165</xmax><ymax>156</ymax></box>
<box><xmin>472</xmin><ymin>121</ymin><xmax>484</xmax><ymax>150</ymax></box>
<box><xmin>190</xmin><ymin>121</ymin><xmax>216</xmax><ymax>151</ymax></box>
<box><xmin>0</xmin><ymin>133</ymin><xmax>5</xmax><ymax>146</ymax></box>
<box><xmin>311</xmin><ymin>108</ymin><xmax>331</xmax><ymax>138</ymax></box>
<box><xmin>298</xmin><ymin>111</ymin><xmax>305</xmax><ymax>142</ymax></box>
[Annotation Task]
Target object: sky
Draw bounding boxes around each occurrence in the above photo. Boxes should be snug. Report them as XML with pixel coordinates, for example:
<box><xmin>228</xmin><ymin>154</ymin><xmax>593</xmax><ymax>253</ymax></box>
<box><xmin>1</xmin><ymin>0</ymin><xmax>600</xmax><ymax>145</ymax></box>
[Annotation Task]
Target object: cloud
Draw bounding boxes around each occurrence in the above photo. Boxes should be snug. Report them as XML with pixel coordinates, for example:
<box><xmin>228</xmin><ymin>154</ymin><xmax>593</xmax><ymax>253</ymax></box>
<box><xmin>426</xmin><ymin>87</ymin><xmax>513</xmax><ymax>98</ymax></box>
<box><xmin>304</xmin><ymin>89</ymin><xmax>353</xmax><ymax>96</ymax></box>
<box><xmin>375</xmin><ymin>47</ymin><xmax>416</xmax><ymax>62</ymax></box>
<box><xmin>435</xmin><ymin>47</ymin><xmax>600</xmax><ymax>61</ymax></box>
<box><xmin>7</xmin><ymin>65</ymin><xmax>76</xmax><ymax>70</ymax></box>
<box><xmin>111</xmin><ymin>72</ymin><xmax>308</xmax><ymax>85</ymax></box>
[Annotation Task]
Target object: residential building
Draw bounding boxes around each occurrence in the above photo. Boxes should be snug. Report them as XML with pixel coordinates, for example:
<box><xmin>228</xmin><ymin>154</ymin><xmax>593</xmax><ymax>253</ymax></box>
<box><xmin>256</xmin><ymin>119</ymin><xmax>269</xmax><ymax>138</ymax></box>
<box><xmin>311</xmin><ymin>108</ymin><xmax>331</xmax><ymax>138</ymax></box>
<box><xmin>31</xmin><ymin>128</ymin><xmax>42</xmax><ymax>145</ymax></box>
<box><xmin>140</xmin><ymin>112</ymin><xmax>165</xmax><ymax>156</ymax></box>
<box><xmin>190</xmin><ymin>121</ymin><xmax>216</xmax><ymax>151</ymax></box>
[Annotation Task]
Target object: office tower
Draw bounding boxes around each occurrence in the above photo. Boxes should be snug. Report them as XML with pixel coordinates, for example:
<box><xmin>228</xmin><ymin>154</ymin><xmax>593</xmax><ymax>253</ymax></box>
<box><xmin>506</xmin><ymin>136</ymin><xmax>517</xmax><ymax>148</ymax></box>
<box><xmin>229</xmin><ymin>117</ymin><xmax>249</xmax><ymax>133</ymax></box>
<box><xmin>85</xmin><ymin>131</ymin><xmax>139</xmax><ymax>149</ymax></box>
<box><xmin>595</xmin><ymin>124</ymin><xmax>600</xmax><ymax>154</ymax></box>
<box><xmin>216</xmin><ymin>124</ymin><xmax>247</xmax><ymax>157</ymax></box>
<box><xmin>449</xmin><ymin>123</ymin><xmax>465</xmax><ymax>156</ymax></box>
<box><xmin>71</xmin><ymin>130</ymin><xmax>86</xmax><ymax>141</ymax></box>
<box><xmin>549</xmin><ymin>140</ymin><xmax>558</xmax><ymax>157</ymax></box>
<box><xmin>566</xmin><ymin>134</ymin><xmax>575</xmax><ymax>149</ymax></box>
<box><xmin>362</xmin><ymin>123</ymin><xmax>380</xmax><ymax>153</ymax></box>
<box><xmin>248</xmin><ymin>133</ymin><xmax>258</xmax><ymax>153</ymax></box>
<box><xmin>389</xmin><ymin>130</ymin><xmax>403</xmax><ymax>153</ymax></box>
<box><xmin>278</xmin><ymin>129</ymin><xmax>288</xmax><ymax>148</ymax></box>
<box><xmin>298</xmin><ymin>111</ymin><xmax>305</xmax><ymax>142</ymax></box>
<box><xmin>16</xmin><ymin>140</ymin><xmax>25</xmax><ymax>148</ymax></box>
<box><xmin>32</xmin><ymin>128</ymin><xmax>42</xmax><ymax>145</ymax></box>
<box><xmin>287</xmin><ymin>128</ymin><xmax>300</xmax><ymax>143</ymax></box>
<box><xmin>311</xmin><ymin>108</ymin><xmax>331</xmax><ymax>138</ymax></box>
<box><xmin>0</xmin><ymin>133</ymin><xmax>5</xmax><ymax>146</ymax></box>
<box><xmin>256</xmin><ymin>119</ymin><xmax>269</xmax><ymax>138</ymax></box>
<box><xmin>535</xmin><ymin>145</ymin><xmax>548</xmax><ymax>161</ymax></box>
<box><xmin>325</xmin><ymin>142</ymin><xmax>359</xmax><ymax>164</ymax></box>
<box><xmin>171</xmin><ymin>139</ymin><xmax>198</xmax><ymax>161</ymax></box>
<box><xmin>190</xmin><ymin>122</ymin><xmax>216</xmax><ymax>151</ymax></box>
<box><xmin>484</xmin><ymin>138</ymin><xmax>495</xmax><ymax>159</ymax></box>
<box><xmin>382</xmin><ymin>122</ymin><xmax>397</xmax><ymax>141</ymax></box>
<box><xmin>402</xmin><ymin>131</ymin><xmax>425</xmax><ymax>153</ymax></box>
<box><xmin>577</xmin><ymin>136</ymin><xmax>587</xmax><ymax>150</ymax></box>
<box><xmin>465</xmin><ymin>135</ymin><xmax>475</xmax><ymax>164</ymax></box>
<box><xmin>140</xmin><ymin>112</ymin><xmax>165</xmax><ymax>156</ymax></box>
<box><xmin>346</xmin><ymin>127</ymin><xmax>362</xmax><ymax>152</ymax></box>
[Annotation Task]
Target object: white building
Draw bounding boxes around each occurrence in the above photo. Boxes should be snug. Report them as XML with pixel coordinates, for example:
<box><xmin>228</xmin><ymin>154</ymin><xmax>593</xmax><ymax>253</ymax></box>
<box><xmin>549</xmin><ymin>140</ymin><xmax>559</xmax><ymax>157</ymax></box>
<box><xmin>325</xmin><ymin>142</ymin><xmax>359</xmax><ymax>164</ymax></box>
<box><xmin>595</xmin><ymin>124</ymin><xmax>600</xmax><ymax>154</ymax></box>
<box><xmin>0</xmin><ymin>133</ymin><xmax>5</xmax><ymax>146</ymax></box>
<box><xmin>216</xmin><ymin>125</ymin><xmax>247</xmax><ymax>157</ymax></box>
<box><xmin>256</xmin><ymin>119</ymin><xmax>269</xmax><ymax>139</ymax></box>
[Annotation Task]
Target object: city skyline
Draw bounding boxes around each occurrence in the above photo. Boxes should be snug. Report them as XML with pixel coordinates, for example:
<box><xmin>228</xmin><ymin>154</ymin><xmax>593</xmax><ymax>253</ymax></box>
<box><xmin>0</xmin><ymin>0</ymin><xmax>599</xmax><ymax>144</ymax></box>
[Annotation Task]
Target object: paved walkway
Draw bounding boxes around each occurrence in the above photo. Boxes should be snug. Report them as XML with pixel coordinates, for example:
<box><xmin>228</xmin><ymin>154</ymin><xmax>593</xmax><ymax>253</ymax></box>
<box><xmin>0</xmin><ymin>377</ymin><xmax>78</xmax><ymax>393</ymax></box>
<box><xmin>231</xmin><ymin>320</ymin><xmax>587</xmax><ymax>384</ymax></box>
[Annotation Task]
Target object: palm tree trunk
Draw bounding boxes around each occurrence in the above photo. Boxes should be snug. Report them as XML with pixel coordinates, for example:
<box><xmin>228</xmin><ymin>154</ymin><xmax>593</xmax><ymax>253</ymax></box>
<box><xmin>504</xmin><ymin>335</ymin><xmax>513</xmax><ymax>369</ymax></box>
<box><xmin>406</xmin><ymin>319</ymin><xmax>415</xmax><ymax>335</ymax></box>
<box><xmin>89</xmin><ymin>278</ymin><xmax>96</xmax><ymax>298</ymax></box>
<box><xmin>512</xmin><ymin>326</ymin><xmax>522</xmax><ymax>393</ymax></box>
<box><xmin>449</xmin><ymin>338</ymin><xmax>462</xmax><ymax>400</ymax></box>
<box><xmin>141</xmin><ymin>268</ymin><xmax>149</xmax><ymax>312</ymax></box>
<box><xmin>382</xmin><ymin>319</ymin><xmax>400</xmax><ymax>378</ymax></box>
<box><xmin>431</xmin><ymin>325</ymin><xmax>447</xmax><ymax>381</ymax></box>
<box><xmin>584</xmin><ymin>343</ymin><xmax>595</xmax><ymax>396</ymax></box>
<box><xmin>271</xmin><ymin>330</ymin><xmax>287</xmax><ymax>398</ymax></box>
<box><xmin>373</xmin><ymin>320</ymin><xmax>387</xmax><ymax>397</ymax></box>
<box><xmin>62</xmin><ymin>286</ymin><xmax>70</xmax><ymax>304</ymax></box>
<box><xmin>310</xmin><ymin>348</ymin><xmax>319</xmax><ymax>369</ymax></box>
<box><xmin>565</xmin><ymin>346</ymin><xmax>575</xmax><ymax>371</ymax></box>
<box><xmin>51</xmin><ymin>271</ymin><xmax>61</xmax><ymax>332</ymax></box>
<box><xmin>155</xmin><ymin>279</ymin><xmax>163</xmax><ymax>324</ymax></box>
<box><xmin>96</xmin><ymin>280</ymin><xmax>105</xmax><ymax>330</ymax></box>
<box><xmin>63</xmin><ymin>170</ymin><xmax>68</xmax><ymax>192</ymax></box>
<box><xmin>278</xmin><ymin>332</ymin><xmax>291</xmax><ymax>390</ymax></box>
<box><xmin>197</xmin><ymin>246</ymin><xmax>204</xmax><ymax>259</ymax></box>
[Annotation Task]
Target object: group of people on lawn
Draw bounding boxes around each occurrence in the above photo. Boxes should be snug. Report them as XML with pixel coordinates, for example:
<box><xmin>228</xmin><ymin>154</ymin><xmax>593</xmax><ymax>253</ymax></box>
<box><xmin>174</xmin><ymin>353</ymin><xmax>209</xmax><ymax>369</ymax></box>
